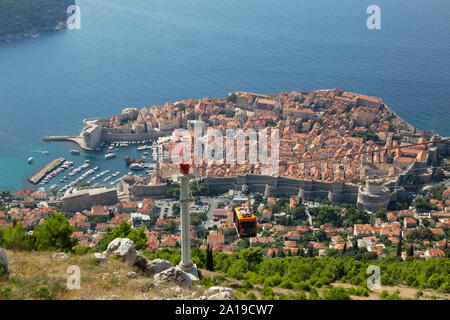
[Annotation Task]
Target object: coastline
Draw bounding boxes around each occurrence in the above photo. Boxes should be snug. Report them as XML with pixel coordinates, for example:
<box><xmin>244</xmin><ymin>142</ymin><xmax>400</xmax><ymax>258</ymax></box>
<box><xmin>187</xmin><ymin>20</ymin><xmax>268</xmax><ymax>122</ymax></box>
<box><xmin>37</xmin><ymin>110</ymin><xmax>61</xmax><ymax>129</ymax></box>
<box><xmin>0</xmin><ymin>21</ymin><xmax>68</xmax><ymax>43</ymax></box>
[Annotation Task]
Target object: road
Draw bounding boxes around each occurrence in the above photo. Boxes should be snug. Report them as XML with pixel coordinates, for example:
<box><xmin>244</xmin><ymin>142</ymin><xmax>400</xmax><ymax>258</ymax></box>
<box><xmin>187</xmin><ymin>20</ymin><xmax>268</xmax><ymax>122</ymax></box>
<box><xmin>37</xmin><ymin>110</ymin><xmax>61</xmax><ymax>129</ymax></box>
<box><xmin>201</xmin><ymin>196</ymin><xmax>228</xmax><ymax>229</ymax></box>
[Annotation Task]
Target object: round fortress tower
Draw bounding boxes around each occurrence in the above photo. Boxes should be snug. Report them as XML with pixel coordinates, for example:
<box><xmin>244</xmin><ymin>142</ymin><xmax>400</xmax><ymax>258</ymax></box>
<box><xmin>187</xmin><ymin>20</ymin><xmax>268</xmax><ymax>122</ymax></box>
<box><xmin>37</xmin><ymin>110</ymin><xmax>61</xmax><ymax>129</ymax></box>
<box><xmin>357</xmin><ymin>178</ymin><xmax>390</xmax><ymax>212</ymax></box>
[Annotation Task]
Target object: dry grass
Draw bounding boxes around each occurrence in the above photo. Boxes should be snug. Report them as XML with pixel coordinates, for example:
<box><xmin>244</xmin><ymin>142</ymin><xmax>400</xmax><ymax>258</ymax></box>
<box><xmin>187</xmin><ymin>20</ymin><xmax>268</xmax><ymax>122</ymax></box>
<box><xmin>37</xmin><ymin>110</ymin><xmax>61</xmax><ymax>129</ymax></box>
<box><xmin>0</xmin><ymin>249</ymin><xmax>205</xmax><ymax>300</ymax></box>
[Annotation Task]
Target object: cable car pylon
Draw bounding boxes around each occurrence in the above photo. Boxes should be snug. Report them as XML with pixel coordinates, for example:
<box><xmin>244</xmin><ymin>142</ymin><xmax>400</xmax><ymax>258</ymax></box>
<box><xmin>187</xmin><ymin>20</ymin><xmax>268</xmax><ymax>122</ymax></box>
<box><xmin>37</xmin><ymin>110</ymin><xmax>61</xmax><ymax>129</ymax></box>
<box><xmin>171</xmin><ymin>162</ymin><xmax>202</xmax><ymax>281</ymax></box>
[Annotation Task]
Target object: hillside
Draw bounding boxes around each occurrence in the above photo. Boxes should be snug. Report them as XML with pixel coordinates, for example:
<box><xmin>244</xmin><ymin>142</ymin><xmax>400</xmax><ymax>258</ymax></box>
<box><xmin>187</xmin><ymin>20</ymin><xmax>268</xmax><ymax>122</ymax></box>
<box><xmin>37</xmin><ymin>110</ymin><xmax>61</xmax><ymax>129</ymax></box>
<box><xmin>0</xmin><ymin>0</ymin><xmax>75</xmax><ymax>41</ymax></box>
<box><xmin>0</xmin><ymin>249</ymin><xmax>206</xmax><ymax>300</ymax></box>
<box><xmin>1</xmin><ymin>249</ymin><xmax>448</xmax><ymax>300</ymax></box>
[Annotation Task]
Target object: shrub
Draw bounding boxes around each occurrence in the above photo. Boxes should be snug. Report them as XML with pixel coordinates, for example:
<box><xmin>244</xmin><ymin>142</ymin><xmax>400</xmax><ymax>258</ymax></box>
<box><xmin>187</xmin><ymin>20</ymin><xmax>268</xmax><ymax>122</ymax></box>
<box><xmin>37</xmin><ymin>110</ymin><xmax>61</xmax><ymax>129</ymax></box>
<box><xmin>321</xmin><ymin>287</ymin><xmax>351</xmax><ymax>300</ymax></box>
<box><xmin>199</xmin><ymin>277</ymin><xmax>215</xmax><ymax>288</ymax></box>
<box><xmin>261</xmin><ymin>285</ymin><xmax>275</xmax><ymax>299</ymax></box>
<box><xmin>2</xmin><ymin>222</ymin><xmax>33</xmax><ymax>250</ymax></box>
<box><xmin>0</xmin><ymin>264</ymin><xmax>8</xmax><ymax>277</ymax></box>
<box><xmin>0</xmin><ymin>287</ymin><xmax>11</xmax><ymax>299</ymax></box>
<box><xmin>32</xmin><ymin>287</ymin><xmax>57</xmax><ymax>300</ymax></box>
<box><xmin>247</xmin><ymin>292</ymin><xmax>257</xmax><ymax>300</ymax></box>
<box><xmin>72</xmin><ymin>246</ymin><xmax>95</xmax><ymax>255</ymax></box>
<box><xmin>380</xmin><ymin>290</ymin><xmax>402</xmax><ymax>300</ymax></box>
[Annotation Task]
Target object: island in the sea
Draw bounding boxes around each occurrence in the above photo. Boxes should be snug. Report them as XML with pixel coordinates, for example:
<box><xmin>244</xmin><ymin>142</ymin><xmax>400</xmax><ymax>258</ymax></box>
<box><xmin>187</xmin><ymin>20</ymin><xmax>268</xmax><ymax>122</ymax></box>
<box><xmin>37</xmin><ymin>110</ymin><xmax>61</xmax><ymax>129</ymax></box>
<box><xmin>43</xmin><ymin>88</ymin><xmax>449</xmax><ymax>213</ymax></box>
<box><xmin>0</xmin><ymin>0</ymin><xmax>75</xmax><ymax>42</ymax></box>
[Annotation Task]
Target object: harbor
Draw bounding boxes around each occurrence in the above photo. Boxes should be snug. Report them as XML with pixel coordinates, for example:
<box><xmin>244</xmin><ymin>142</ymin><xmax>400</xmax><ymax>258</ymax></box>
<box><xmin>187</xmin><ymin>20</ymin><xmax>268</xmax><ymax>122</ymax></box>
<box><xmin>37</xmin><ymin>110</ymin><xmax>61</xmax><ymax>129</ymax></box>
<box><xmin>22</xmin><ymin>138</ymin><xmax>160</xmax><ymax>194</ymax></box>
<box><xmin>27</xmin><ymin>157</ymin><xmax>65</xmax><ymax>184</ymax></box>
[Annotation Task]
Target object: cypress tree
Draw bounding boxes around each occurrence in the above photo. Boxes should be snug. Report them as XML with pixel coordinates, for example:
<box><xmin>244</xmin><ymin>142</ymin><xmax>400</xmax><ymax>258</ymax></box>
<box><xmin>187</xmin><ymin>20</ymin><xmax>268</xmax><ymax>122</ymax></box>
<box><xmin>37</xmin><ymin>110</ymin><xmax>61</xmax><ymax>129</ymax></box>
<box><xmin>343</xmin><ymin>242</ymin><xmax>347</xmax><ymax>254</ymax></box>
<box><xmin>353</xmin><ymin>239</ymin><xmax>359</xmax><ymax>252</ymax></box>
<box><xmin>206</xmin><ymin>245</ymin><xmax>214</xmax><ymax>271</ymax></box>
<box><xmin>397</xmin><ymin>235</ymin><xmax>403</xmax><ymax>258</ymax></box>
<box><xmin>408</xmin><ymin>244</ymin><xmax>414</xmax><ymax>257</ymax></box>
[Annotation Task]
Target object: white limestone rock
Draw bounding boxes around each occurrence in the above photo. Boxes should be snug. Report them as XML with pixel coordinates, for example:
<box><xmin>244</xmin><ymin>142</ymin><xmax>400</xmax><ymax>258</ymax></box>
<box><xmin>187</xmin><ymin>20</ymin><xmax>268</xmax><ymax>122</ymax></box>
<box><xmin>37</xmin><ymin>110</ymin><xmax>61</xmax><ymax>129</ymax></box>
<box><xmin>133</xmin><ymin>251</ymin><xmax>148</xmax><ymax>271</ymax></box>
<box><xmin>94</xmin><ymin>252</ymin><xmax>107</xmax><ymax>263</ymax></box>
<box><xmin>207</xmin><ymin>291</ymin><xmax>233</xmax><ymax>300</ymax></box>
<box><xmin>127</xmin><ymin>271</ymin><xmax>138</xmax><ymax>279</ymax></box>
<box><xmin>0</xmin><ymin>248</ymin><xmax>8</xmax><ymax>268</ymax></box>
<box><xmin>103</xmin><ymin>238</ymin><xmax>137</xmax><ymax>266</ymax></box>
<box><xmin>52</xmin><ymin>252</ymin><xmax>69</xmax><ymax>260</ymax></box>
<box><xmin>145</xmin><ymin>258</ymin><xmax>173</xmax><ymax>276</ymax></box>
<box><xmin>153</xmin><ymin>266</ymin><xmax>192</xmax><ymax>288</ymax></box>
<box><xmin>204</xmin><ymin>286</ymin><xmax>234</xmax><ymax>296</ymax></box>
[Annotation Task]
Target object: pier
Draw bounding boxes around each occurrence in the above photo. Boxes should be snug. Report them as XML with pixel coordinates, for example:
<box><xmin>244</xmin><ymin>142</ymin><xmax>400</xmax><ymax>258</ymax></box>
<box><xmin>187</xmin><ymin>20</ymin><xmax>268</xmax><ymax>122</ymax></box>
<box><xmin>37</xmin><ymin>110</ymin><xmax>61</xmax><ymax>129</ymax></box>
<box><xmin>42</xmin><ymin>135</ymin><xmax>95</xmax><ymax>151</ymax></box>
<box><xmin>28</xmin><ymin>157</ymin><xmax>65</xmax><ymax>184</ymax></box>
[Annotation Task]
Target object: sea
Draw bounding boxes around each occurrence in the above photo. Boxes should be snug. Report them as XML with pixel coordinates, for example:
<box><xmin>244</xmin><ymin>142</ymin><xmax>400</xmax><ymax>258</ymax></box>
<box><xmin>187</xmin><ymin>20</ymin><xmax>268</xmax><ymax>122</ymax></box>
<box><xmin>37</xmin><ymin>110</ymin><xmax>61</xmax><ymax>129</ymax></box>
<box><xmin>0</xmin><ymin>0</ymin><xmax>449</xmax><ymax>192</ymax></box>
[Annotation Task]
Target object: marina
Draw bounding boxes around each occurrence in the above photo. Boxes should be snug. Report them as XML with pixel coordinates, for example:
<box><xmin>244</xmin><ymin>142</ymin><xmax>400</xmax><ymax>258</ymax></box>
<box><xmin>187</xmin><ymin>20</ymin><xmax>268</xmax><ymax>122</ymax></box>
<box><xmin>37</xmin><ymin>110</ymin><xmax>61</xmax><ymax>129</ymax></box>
<box><xmin>23</xmin><ymin>139</ymin><xmax>159</xmax><ymax>193</ymax></box>
<box><xmin>28</xmin><ymin>157</ymin><xmax>65</xmax><ymax>184</ymax></box>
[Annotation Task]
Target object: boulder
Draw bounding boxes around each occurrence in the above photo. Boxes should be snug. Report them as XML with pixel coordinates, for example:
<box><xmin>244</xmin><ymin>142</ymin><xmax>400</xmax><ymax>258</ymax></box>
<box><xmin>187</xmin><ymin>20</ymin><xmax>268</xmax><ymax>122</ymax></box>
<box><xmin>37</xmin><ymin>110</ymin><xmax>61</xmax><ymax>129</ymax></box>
<box><xmin>0</xmin><ymin>248</ymin><xmax>8</xmax><ymax>268</ymax></box>
<box><xmin>145</xmin><ymin>259</ymin><xmax>173</xmax><ymax>276</ymax></box>
<box><xmin>94</xmin><ymin>252</ymin><xmax>107</xmax><ymax>263</ymax></box>
<box><xmin>103</xmin><ymin>238</ymin><xmax>136</xmax><ymax>266</ymax></box>
<box><xmin>207</xmin><ymin>292</ymin><xmax>233</xmax><ymax>300</ymax></box>
<box><xmin>153</xmin><ymin>266</ymin><xmax>192</xmax><ymax>288</ymax></box>
<box><xmin>204</xmin><ymin>286</ymin><xmax>234</xmax><ymax>296</ymax></box>
<box><xmin>127</xmin><ymin>271</ymin><xmax>138</xmax><ymax>279</ymax></box>
<box><xmin>133</xmin><ymin>251</ymin><xmax>148</xmax><ymax>271</ymax></box>
<box><xmin>52</xmin><ymin>252</ymin><xmax>69</xmax><ymax>260</ymax></box>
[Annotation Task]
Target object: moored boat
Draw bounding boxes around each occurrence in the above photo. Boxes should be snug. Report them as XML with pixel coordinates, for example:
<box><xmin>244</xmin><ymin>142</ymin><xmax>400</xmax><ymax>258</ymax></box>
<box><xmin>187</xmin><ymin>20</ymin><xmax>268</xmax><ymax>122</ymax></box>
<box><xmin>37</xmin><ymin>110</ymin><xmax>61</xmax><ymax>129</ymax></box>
<box><xmin>130</xmin><ymin>162</ymin><xmax>144</xmax><ymax>171</ymax></box>
<box><xmin>125</xmin><ymin>156</ymin><xmax>145</xmax><ymax>166</ymax></box>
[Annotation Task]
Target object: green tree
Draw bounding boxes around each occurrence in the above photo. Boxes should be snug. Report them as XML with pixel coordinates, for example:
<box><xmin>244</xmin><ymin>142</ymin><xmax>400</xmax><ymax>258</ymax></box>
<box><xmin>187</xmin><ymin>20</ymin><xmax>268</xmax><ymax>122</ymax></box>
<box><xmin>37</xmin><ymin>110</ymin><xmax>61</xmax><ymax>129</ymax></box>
<box><xmin>33</xmin><ymin>212</ymin><xmax>78</xmax><ymax>252</ymax></box>
<box><xmin>432</xmin><ymin>168</ymin><xmax>445</xmax><ymax>182</ymax></box>
<box><xmin>166</xmin><ymin>187</ymin><xmax>180</xmax><ymax>198</ymax></box>
<box><xmin>374</xmin><ymin>209</ymin><xmax>387</xmax><ymax>220</ymax></box>
<box><xmin>172</xmin><ymin>203</ymin><xmax>180</xmax><ymax>215</ymax></box>
<box><xmin>239</xmin><ymin>247</ymin><xmax>263</xmax><ymax>271</ymax></box>
<box><xmin>167</xmin><ymin>220</ymin><xmax>177</xmax><ymax>233</ymax></box>
<box><xmin>0</xmin><ymin>190</ymin><xmax>11</xmax><ymax>199</ymax></box>
<box><xmin>226</xmin><ymin>93</ymin><xmax>238</xmax><ymax>103</ymax></box>
<box><xmin>307</xmin><ymin>246</ymin><xmax>314</xmax><ymax>257</ymax></box>
<box><xmin>101</xmin><ymin>220</ymin><xmax>147</xmax><ymax>250</ymax></box>
<box><xmin>407</xmin><ymin>245</ymin><xmax>414</xmax><ymax>257</ymax></box>
<box><xmin>2</xmin><ymin>222</ymin><xmax>33</xmax><ymax>250</ymax></box>
<box><xmin>292</xmin><ymin>205</ymin><xmax>307</xmax><ymax>220</ymax></box>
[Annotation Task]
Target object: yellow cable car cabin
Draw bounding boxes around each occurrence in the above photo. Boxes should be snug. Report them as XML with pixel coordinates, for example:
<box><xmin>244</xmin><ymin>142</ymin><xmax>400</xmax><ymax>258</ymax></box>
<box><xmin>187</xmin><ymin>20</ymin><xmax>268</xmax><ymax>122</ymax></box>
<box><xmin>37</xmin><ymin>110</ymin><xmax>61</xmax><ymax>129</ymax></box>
<box><xmin>234</xmin><ymin>206</ymin><xmax>257</xmax><ymax>238</ymax></box>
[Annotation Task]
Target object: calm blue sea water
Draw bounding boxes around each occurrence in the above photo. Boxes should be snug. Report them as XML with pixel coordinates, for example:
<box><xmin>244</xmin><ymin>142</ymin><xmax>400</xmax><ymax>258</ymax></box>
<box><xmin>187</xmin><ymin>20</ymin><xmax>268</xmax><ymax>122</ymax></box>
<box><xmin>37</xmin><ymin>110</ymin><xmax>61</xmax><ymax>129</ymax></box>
<box><xmin>0</xmin><ymin>0</ymin><xmax>449</xmax><ymax>192</ymax></box>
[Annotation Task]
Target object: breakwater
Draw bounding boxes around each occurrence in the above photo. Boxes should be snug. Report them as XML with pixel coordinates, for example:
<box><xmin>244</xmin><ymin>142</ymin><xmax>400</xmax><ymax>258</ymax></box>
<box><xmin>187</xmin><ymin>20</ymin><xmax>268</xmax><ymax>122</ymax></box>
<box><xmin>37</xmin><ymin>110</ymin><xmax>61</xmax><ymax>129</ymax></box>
<box><xmin>28</xmin><ymin>157</ymin><xmax>65</xmax><ymax>184</ymax></box>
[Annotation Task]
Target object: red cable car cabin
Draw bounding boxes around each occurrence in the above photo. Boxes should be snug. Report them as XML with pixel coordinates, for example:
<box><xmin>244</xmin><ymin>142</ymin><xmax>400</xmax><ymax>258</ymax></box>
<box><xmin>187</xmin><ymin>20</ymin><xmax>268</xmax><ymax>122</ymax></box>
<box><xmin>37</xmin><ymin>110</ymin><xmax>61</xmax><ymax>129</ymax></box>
<box><xmin>234</xmin><ymin>206</ymin><xmax>257</xmax><ymax>238</ymax></box>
